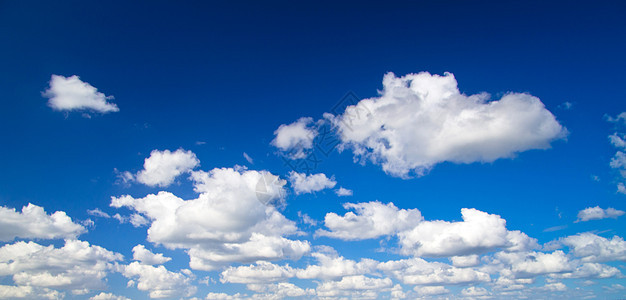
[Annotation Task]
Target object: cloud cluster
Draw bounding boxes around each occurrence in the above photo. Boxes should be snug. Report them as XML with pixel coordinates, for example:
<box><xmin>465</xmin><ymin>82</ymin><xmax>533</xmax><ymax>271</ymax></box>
<box><xmin>0</xmin><ymin>203</ymin><xmax>85</xmax><ymax>242</ymax></box>
<box><xmin>43</xmin><ymin>75</ymin><xmax>119</xmax><ymax>113</ymax></box>
<box><xmin>329</xmin><ymin>71</ymin><xmax>566</xmax><ymax>177</ymax></box>
<box><xmin>122</xmin><ymin>262</ymin><xmax>196</xmax><ymax>298</ymax></box>
<box><xmin>111</xmin><ymin>167</ymin><xmax>310</xmax><ymax>270</ymax></box>
<box><xmin>0</xmin><ymin>240</ymin><xmax>122</xmax><ymax>293</ymax></box>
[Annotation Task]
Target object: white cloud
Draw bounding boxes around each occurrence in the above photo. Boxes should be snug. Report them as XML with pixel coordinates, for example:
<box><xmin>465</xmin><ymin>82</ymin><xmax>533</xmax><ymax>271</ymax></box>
<box><xmin>288</xmin><ymin>171</ymin><xmax>336</xmax><ymax>194</ymax></box>
<box><xmin>205</xmin><ymin>292</ymin><xmax>246</xmax><ymax>300</ymax></box>
<box><xmin>271</xmin><ymin>117</ymin><xmax>318</xmax><ymax>159</ymax></box>
<box><xmin>246</xmin><ymin>282</ymin><xmax>313</xmax><ymax>298</ymax></box>
<box><xmin>316</xmin><ymin>201</ymin><xmax>422</xmax><ymax>240</ymax></box>
<box><xmin>561</xmin><ymin>232</ymin><xmax>626</xmax><ymax>262</ymax></box>
<box><xmin>220</xmin><ymin>261</ymin><xmax>295</xmax><ymax>284</ymax></box>
<box><xmin>315</xmin><ymin>275</ymin><xmax>393</xmax><ymax>299</ymax></box>
<box><xmin>0</xmin><ymin>203</ymin><xmax>85</xmax><ymax>242</ymax></box>
<box><xmin>378</xmin><ymin>257</ymin><xmax>490</xmax><ymax>285</ymax></box>
<box><xmin>461</xmin><ymin>286</ymin><xmax>490</xmax><ymax>297</ymax></box>
<box><xmin>132</xmin><ymin>245</ymin><xmax>171</xmax><ymax>265</ymax></box>
<box><xmin>295</xmin><ymin>248</ymin><xmax>378</xmax><ymax>280</ymax></box>
<box><xmin>87</xmin><ymin>208</ymin><xmax>111</xmax><ymax>219</ymax></box>
<box><xmin>0</xmin><ymin>285</ymin><xmax>63</xmax><ymax>300</ymax></box>
<box><xmin>397</xmin><ymin>208</ymin><xmax>537</xmax><ymax>257</ymax></box>
<box><xmin>112</xmin><ymin>213</ymin><xmax>149</xmax><ymax>228</ymax></box>
<box><xmin>111</xmin><ymin>167</ymin><xmax>310</xmax><ymax>270</ymax></box>
<box><xmin>136</xmin><ymin>149</ymin><xmax>200</xmax><ymax>187</ymax></box>
<box><xmin>243</xmin><ymin>152</ymin><xmax>254</xmax><ymax>164</ymax></box>
<box><xmin>0</xmin><ymin>240</ymin><xmax>122</xmax><ymax>291</ymax></box>
<box><xmin>122</xmin><ymin>262</ymin><xmax>196</xmax><ymax>298</ymax></box>
<box><xmin>450</xmin><ymin>255</ymin><xmax>481</xmax><ymax>268</ymax></box>
<box><xmin>334</xmin><ymin>187</ymin><xmax>353</xmax><ymax>197</ymax></box>
<box><xmin>43</xmin><ymin>75</ymin><xmax>119</xmax><ymax>113</ymax></box>
<box><xmin>414</xmin><ymin>285</ymin><xmax>449</xmax><ymax>296</ymax></box>
<box><xmin>89</xmin><ymin>292</ymin><xmax>131</xmax><ymax>300</ymax></box>
<box><xmin>493</xmin><ymin>250</ymin><xmax>574</xmax><ymax>278</ymax></box>
<box><xmin>576</xmin><ymin>206</ymin><xmax>625</xmax><ymax>222</ymax></box>
<box><xmin>329</xmin><ymin>71</ymin><xmax>566</xmax><ymax>178</ymax></box>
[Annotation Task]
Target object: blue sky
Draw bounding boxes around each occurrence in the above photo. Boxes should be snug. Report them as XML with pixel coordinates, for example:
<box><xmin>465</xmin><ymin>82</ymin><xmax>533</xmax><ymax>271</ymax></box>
<box><xmin>1</xmin><ymin>1</ymin><xmax>626</xmax><ymax>299</ymax></box>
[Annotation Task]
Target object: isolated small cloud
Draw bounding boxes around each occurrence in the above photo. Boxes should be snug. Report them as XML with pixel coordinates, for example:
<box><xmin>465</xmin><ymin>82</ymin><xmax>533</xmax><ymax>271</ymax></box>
<box><xmin>576</xmin><ymin>206</ymin><xmax>625</xmax><ymax>222</ymax></box>
<box><xmin>329</xmin><ymin>71</ymin><xmax>566</xmax><ymax>178</ymax></box>
<box><xmin>243</xmin><ymin>152</ymin><xmax>254</xmax><ymax>164</ymax></box>
<box><xmin>43</xmin><ymin>75</ymin><xmax>119</xmax><ymax>113</ymax></box>
<box><xmin>271</xmin><ymin>117</ymin><xmax>318</xmax><ymax>159</ymax></box>
<box><xmin>122</xmin><ymin>262</ymin><xmax>196</xmax><ymax>298</ymax></box>
<box><xmin>288</xmin><ymin>171</ymin><xmax>336</xmax><ymax>194</ymax></box>
<box><xmin>136</xmin><ymin>149</ymin><xmax>200</xmax><ymax>187</ymax></box>
<box><xmin>334</xmin><ymin>187</ymin><xmax>353</xmax><ymax>197</ymax></box>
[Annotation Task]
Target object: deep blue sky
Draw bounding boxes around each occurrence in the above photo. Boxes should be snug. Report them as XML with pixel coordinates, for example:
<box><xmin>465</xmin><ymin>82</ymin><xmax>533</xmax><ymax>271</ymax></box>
<box><xmin>1</xmin><ymin>1</ymin><xmax>625</xmax><ymax>299</ymax></box>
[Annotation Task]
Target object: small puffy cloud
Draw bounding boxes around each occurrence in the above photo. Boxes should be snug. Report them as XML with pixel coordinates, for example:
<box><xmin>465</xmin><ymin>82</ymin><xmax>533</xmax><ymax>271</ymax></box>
<box><xmin>0</xmin><ymin>285</ymin><xmax>63</xmax><ymax>299</ymax></box>
<box><xmin>132</xmin><ymin>245</ymin><xmax>171</xmax><ymax>265</ymax></box>
<box><xmin>398</xmin><ymin>208</ymin><xmax>537</xmax><ymax>257</ymax></box>
<box><xmin>561</xmin><ymin>232</ymin><xmax>626</xmax><ymax>262</ymax></box>
<box><xmin>111</xmin><ymin>167</ymin><xmax>309</xmax><ymax>270</ymax></box>
<box><xmin>329</xmin><ymin>71</ymin><xmax>566</xmax><ymax>178</ymax></box>
<box><xmin>334</xmin><ymin>187</ymin><xmax>353</xmax><ymax>197</ymax></box>
<box><xmin>288</xmin><ymin>171</ymin><xmax>336</xmax><ymax>194</ymax></box>
<box><xmin>0</xmin><ymin>240</ymin><xmax>122</xmax><ymax>291</ymax></box>
<box><xmin>122</xmin><ymin>262</ymin><xmax>196</xmax><ymax>298</ymax></box>
<box><xmin>493</xmin><ymin>250</ymin><xmax>574</xmax><ymax>278</ymax></box>
<box><xmin>0</xmin><ymin>203</ymin><xmax>85</xmax><ymax>242</ymax></box>
<box><xmin>136</xmin><ymin>149</ymin><xmax>200</xmax><ymax>187</ymax></box>
<box><xmin>316</xmin><ymin>201</ymin><xmax>422</xmax><ymax>240</ymax></box>
<box><xmin>576</xmin><ymin>206</ymin><xmax>625</xmax><ymax>222</ymax></box>
<box><xmin>271</xmin><ymin>117</ymin><xmax>318</xmax><ymax>159</ymax></box>
<box><xmin>113</xmin><ymin>213</ymin><xmax>149</xmax><ymax>228</ymax></box>
<box><xmin>43</xmin><ymin>75</ymin><xmax>118</xmax><ymax>113</ymax></box>
<box><xmin>89</xmin><ymin>292</ymin><xmax>131</xmax><ymax>300</ymax></box>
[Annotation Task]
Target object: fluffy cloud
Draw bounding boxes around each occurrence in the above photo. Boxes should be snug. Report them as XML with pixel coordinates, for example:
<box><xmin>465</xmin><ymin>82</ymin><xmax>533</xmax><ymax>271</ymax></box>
<box><xmin>0</xmin><ymin>285</ymin><xmax>63</xmax><ymax>300</ymax></box>
<box><xmin>493</xmin><ymin>250</ymin><xmax>574</xmax><ymax>278</ymax></box>
<box><xmin>329</xmin><ymin>71</ymin><xmax>566</xmax><ymax>177</ymax></box>
<box><xmin>316</xmin><ymin>201</ymin><xmax>422</xmax><ymax>240</ymax></box>
<box><xmin>0</xmin><ymin>203</ymin><xmax>85</xmax><ymax>242</ymax></box>
<box><xmin>576</xmin><ymin>206</ymin><xmax>625</xmax><ymax>222</ymax></box>
<box><xmin>220</xmin><ymin>261</ymin><xmax>295</xmax><ymax>284</ymax></box>
<box><xmin>561</xmin><ymin>232</ymin><xmax>626</xmax><ymax>262</ymax></box>
<box><xmin>397</xmin><ymin>208</ymin><xmax>537</xmax><ymax>257</ymax></box>
<box><xmin>271</xmin><ymin>117</ymin><xmax>319</xmax><ymax>159</ymax></box>
<box><xmin>89</xmin><ymin>292</ymin><xmax>131</xmax><ymax>300</ymax></box>
<box><xmin>0</xmin><ymin>240</ymin><xmax>122</xmax><ymax>291</ymax></box>
<box><xmin>132</xmin><ymin>245</ymin><xmax>171</xmax><ymax>265</ymax></box>
<box><xmin>295</xmin><ymin>248</ymin><xmax>378</xmax><ymax>280</ymax></box>
<box><xmin>122</xmin><ymin>262</ymin><xmax>196</xmax><ymax>298</ymax></box>
<box><xmin>43</xmin><ymin>75</ymin><xmax>118</xmax><ymax>113</ymax></box>
<box><xmin>315</xmin><ymin>275</ymin><xmax>393</xmax><ymax>299</ymax></box>
<box><xmin>246</xmin><ymin>282</ymin><xmax>313</xmax><ymax>299</ymax></box>
<box><xmin>414</xmin><ymin>285</ymin><xmax>449</xmax><ymax>296</ymax></box>
<box><xmin>378</xmin><ymin>258</ymin><xmax>490</xmax><ymax>285</ymax></box>
<box><xmin>135</xmin><ymin>149</ymin><xmax>200</xmax><ymax>187</ymax></box>
<box><xmin>111</xmin><ymin>167</ymin><xmax>310</xmax><ymax>270</ymax></box>
<box><xmin>288</xmin><ymin>171</ymin><xmax>336</xmax><ymax>194</ymax></box>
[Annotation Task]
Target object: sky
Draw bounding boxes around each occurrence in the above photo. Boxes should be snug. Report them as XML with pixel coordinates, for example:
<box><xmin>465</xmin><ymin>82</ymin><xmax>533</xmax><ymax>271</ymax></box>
<box><xmin>1</xmin><ymin>0</ymin><xmax>626</xmax><ymax>299</ymax></box>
